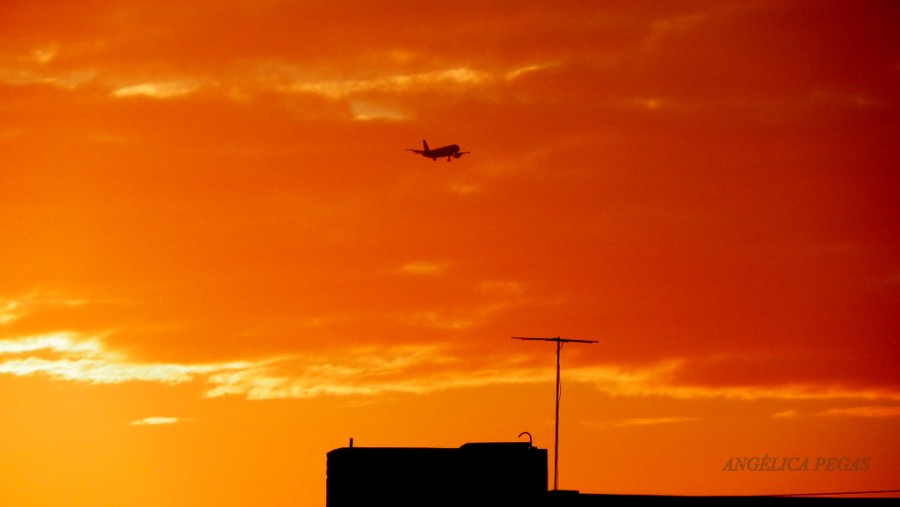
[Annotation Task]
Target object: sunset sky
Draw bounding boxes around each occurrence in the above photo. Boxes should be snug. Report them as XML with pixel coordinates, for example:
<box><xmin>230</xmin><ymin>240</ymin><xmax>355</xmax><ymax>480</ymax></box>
<box><xmin>2</xmin><ymin>1</ymin><xmax>899</xmax><ymax>505</ymax></box>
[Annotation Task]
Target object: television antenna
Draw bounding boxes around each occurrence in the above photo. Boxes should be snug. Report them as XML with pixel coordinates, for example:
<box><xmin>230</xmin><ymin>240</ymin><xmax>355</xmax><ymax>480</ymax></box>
<box><xmin>513</xmin><ymin>336</ymin><xmax>597</xmax><ymax>491</ymax></box>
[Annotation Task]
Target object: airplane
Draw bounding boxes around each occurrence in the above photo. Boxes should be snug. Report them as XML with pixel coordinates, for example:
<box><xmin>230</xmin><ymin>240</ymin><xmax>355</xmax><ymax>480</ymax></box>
<box><xmin>406</xmin><ymin>140</ymin><xmax>470</xmax><ymax>161</ymax></box>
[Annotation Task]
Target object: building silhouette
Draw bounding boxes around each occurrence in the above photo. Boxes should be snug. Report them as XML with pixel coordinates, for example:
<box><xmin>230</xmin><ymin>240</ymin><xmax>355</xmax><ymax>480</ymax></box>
<box><xmin>327</xmin><ymin>441</ymin><xmax>547</xmax><ymax>507</ymax></box>
<box><xmin>326</xmin><ymin>440</ymin><xmax>896</xmax><ymax>506</ymax></box>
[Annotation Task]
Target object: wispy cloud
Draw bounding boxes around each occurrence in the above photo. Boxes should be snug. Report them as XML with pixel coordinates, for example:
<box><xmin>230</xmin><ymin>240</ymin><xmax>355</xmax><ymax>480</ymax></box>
<box><xmin>0</xmin><ymin>294</ymin><xmax>92</xmax><ymax>327</ymax></box>
<box><xmin>3</xmin><ymin>330</ymin><xmax>898</xmax><ymax>403</ymax></box>
<box><xmin>111</xmin><ymin>80</ymin><xmax>202</xmax><ymax>99</ymax></box>
<box><xmin>0</xmin><ymin>299</ymin><xmax>26</xmax><ymax>325</ymax></box>
<box><xmin>0</xmin><ymin>331</ymin><xmax>255</xmax><ymax>385</ymax></box>
<box><xmin>204</xmin><ymin>345</ymin><xmax>461</xmax><ymax>399</ymax></box>
<box><xmin>272</xmin><ymin>62</ymin><xmax>546</xmax><ymax>101</ymax></box>
<box><xmin>816</xmin><ymin>406</ymin><xmax>900</xmax><ymax>418</ymax></box>
<box><xmin>30</xmin><ymin>47</ymin><xmax>57</xmax><ymax>65</ymax></box>
<box><xmin>395</xmin><ymin>311</ymin><xmax>476</xmax><ymax>331</ymax></box>
<box><xmin>277</xmin><ymin>67</ymin><xmax>488</xmax><ymax>99</ymax></box>
<box><xmin>398</xmin><ymin>261</ymin><xmax>449</xmax><ymax>276</ymax></box>
<box><xmin>596</xmin><ymin>416</ymin><xmax>700</xmax><ymax>429</ymax></box>
<box><xmin>131</xmin><ymin>416</ymin><xmax>191</xmax><ymax>426</ymax></box>
<box><xmin>504</xmin><ymin>63</ymin><xmax>556</xmax><ymax>81</ymax></box>
<box><xmin>571</xmin><ymin>363</ymin><xmax>900</xmax><ymax>402</ymax></box>
<box><xmin>2</xmin><ymin>296</ymin><xmax>897</xmax><ymax>402</ymax></box>
<box><xmin>0</xmin><ymin>332</ymin><xmax>104</xmax><ymax>355</ymax></box>
<box><xmin>347</xmin><ymin>99</ymin><xmax>409</xmax><ymax>121</ymax></box>
<box><xmin>0</xmin><ymin>61</ymin><xmax>97</xmax><ymax>89</ymax></box>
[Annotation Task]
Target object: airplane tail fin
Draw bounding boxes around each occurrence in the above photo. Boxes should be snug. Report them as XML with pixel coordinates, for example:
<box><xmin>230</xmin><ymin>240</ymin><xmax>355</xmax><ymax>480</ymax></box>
<box><xmin>422</xmin><ymin>140</ymin><xmax>429</xmax><ymax>152</ymax></box>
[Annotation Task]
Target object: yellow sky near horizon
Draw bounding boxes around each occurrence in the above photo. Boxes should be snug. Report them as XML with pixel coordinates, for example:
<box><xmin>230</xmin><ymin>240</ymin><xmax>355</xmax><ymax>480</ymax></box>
<box><xmin>2</xmin><ymin>1</ymin><xmax>899</xmax><ymax>505</ymax></box>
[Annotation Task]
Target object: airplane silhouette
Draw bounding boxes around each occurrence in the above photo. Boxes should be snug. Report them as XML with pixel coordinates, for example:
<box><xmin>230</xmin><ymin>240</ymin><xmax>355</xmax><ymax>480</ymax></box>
<box><xmin>406</xmin><ymin>140</ymin><xmax>470</xmax><ymax>161</ymax></box>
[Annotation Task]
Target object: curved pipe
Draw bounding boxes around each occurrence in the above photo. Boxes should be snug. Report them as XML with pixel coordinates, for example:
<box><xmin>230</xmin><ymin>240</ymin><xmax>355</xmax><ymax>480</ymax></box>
<box><xmin>518</xmin><ymin>431</ymin><xmax>533</xmax><ymax>447</ymax></box>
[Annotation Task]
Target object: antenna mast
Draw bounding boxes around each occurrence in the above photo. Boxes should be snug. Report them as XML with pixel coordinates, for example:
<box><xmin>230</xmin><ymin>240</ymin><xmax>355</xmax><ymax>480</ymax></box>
<box><xmin>513</xmin><ymin>336</ymin><xmax>597</xmax><ymax>491</ymax></box>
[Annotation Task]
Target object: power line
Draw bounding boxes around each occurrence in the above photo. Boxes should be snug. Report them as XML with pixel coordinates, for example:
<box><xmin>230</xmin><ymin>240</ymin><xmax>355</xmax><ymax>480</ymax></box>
<box><xmin>769</xmin><ymin>489</ymin><xmax>900</xmax><ymax>498</ymax></box>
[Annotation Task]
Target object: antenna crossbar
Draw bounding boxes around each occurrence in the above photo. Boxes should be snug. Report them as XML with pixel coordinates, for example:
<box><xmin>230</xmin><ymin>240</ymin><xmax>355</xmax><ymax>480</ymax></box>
<box><xmin>513</xmin><ymin>336</ymin><xmax>598</xmax><ymax>344</ymax></box>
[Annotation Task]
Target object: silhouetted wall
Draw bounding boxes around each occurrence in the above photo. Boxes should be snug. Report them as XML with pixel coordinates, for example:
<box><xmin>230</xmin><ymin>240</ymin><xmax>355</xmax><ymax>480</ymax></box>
<box><xmin>326</xmin><ymin>441</ymin><xmax>548</xmax><ymax>507</ymax></box>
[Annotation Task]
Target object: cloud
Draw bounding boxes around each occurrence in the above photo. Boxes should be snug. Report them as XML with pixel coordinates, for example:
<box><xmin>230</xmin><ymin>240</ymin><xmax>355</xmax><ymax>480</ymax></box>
<box><xmin>0</xmin><ymin>332</ymin><xmax>103</xmax><ymax>355</ymax></box>
<box><xmin>0</xmin><ymin>329</ymin><xmax>473</xmax><ymax>399</ymax></box>
<box><xmin>0</xmin><ymin>293</ymin><xmax>92</xmax><ymax>327</ymax></box>
<box><xmin>816</xmin><ymin>406</ymin><xmax>900</xmax><ymax>418</ymax></box>
<box><xmin>30</xmin><ymin>47</ymin><xmax>58</xmax><ymax>65</ymax></box>
<box><xmin>2</xmin><ymin>331</ymin><xmax>899</xmax><ymax>403</ymax></box>
<box><xmin>395</xmin><ymin>311</ymin><xmax>476</xmax><ymax>331</ymax></box>
<box><xmin>130</xmin><ymin>416</ymin><xmax>190</xmax><ymax>426</ymax></box>
<box><xmin>504</xmin><ymin>63</ymin><xmax>556</xmax><ymax>81</ymax></box>
<box><xmin>597</xmin><ymin>416</ymin><xmax>700</xmax><ymax>429</ymax></box>
<box><xmin>274</xmin><ymin>63</ymin><xmax>546</xmax><ymax>101</ymax></box>
<box><xmin>111</xmin><ymin>80</ymin><xmax>202</xmax><ymax>98</ymax></box>
<box><xmin>347</xmin><ymin>99</ymin><xmax>409</xmax><ymax>121</ymax></box>
<box><xmin>0</xmin><ymin>299</ymin><xmax>26</xmax><ymax>325</ymax></box>
<box><xmin>2</xmin><ymin>297</ymin><xmax>898</xmax><ymax>403</ymax></box>
<box><xmin>571</xmin><ymin>363</ymin><xmax>900</xmax><ymax>402</ymax></box>
<box><xmin>203</xmin><ymin>345</ymin><xmax>461</xmax><ymax>399</ymax></box>
<box><xmin>398</xmin><ymin>261</ymin><xmax>449</xmax><ymax>276</ymax></box>
<box><xmin>0</xmin><ymin>58</ymin><xmax>97</xmax><ymax>88</ymax></box>
<box><xmin>0</xmin><ymin>356</ymin><xmax>223</xmax><ymax>385</ymax></box>
<box><xmin>276</xmin><ymin>66</ymin><xmax>488</xmax><ymax>99</ymax></box>
<box><xmin>0</xmin><ymin>331</ymin><xmax>255</xmax><ymax>386</ymax></box>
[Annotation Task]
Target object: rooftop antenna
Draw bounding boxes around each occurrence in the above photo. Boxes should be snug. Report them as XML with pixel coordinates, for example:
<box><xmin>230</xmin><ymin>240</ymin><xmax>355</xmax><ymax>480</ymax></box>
<box><xmin>513</xmin><ymin>336</ymin><xmax>597</xmax><ymax>491</ymax></box>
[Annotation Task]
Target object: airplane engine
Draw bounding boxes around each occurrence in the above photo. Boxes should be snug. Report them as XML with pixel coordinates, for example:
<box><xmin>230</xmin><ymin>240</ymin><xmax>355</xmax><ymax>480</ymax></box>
<box><xmin>452</xmin><ymin>153</ymin><xmax>463</xmax><ymax>158</ymax></box>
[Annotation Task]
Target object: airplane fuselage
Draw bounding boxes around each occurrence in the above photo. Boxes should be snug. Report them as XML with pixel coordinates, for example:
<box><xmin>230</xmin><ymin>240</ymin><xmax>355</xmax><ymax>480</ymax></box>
<box><xmin>425</xmin><ymin>144</ymin><xmax>461</xmax><ymax>158</ymax></box>
<box><xmin>407</xmin><ymin>140</ymin><xmax>470</xmax><ymax>161</ymax></box>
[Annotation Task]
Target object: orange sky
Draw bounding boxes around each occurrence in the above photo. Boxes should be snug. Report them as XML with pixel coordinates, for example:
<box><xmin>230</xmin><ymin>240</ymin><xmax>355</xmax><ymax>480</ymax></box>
<box><xmin>2</xmin><ymin>1</ymin><xmax>899</xmax><ymax>505</ymax></box>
